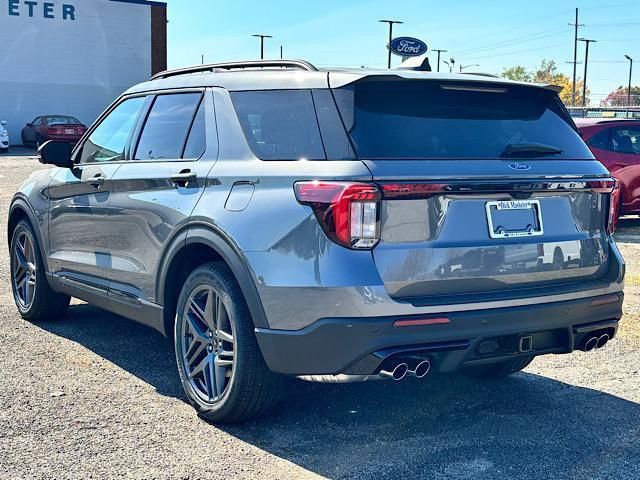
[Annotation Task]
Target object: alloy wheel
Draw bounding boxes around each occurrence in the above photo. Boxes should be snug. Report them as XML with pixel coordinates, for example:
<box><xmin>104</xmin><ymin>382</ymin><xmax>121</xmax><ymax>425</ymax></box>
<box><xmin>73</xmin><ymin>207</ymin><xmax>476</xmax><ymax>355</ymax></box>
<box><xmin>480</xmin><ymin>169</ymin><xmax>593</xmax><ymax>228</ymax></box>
<box><xmin>12</xmin><ymin>231</ymin><xmax>37</xmax><ymax>309</ymax></box>
<box><xmin>179</xmin><ymin>285</ymin><xmax>236</xmax><ymax>404</ymax></box>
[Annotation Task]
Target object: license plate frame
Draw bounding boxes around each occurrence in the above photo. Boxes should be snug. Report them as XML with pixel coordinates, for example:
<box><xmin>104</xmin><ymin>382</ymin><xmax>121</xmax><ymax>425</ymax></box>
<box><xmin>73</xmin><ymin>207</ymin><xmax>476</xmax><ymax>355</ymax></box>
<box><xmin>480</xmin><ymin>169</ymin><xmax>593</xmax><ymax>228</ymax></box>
<box><xmin>64</xmin><ymin>128</ymin><xmax>74</xmax><ymax>135</ymax></box>
<box><xmin>485</xmin><ymin>199</ymin><xmax>543</xmax><ymax>239</ymax></box>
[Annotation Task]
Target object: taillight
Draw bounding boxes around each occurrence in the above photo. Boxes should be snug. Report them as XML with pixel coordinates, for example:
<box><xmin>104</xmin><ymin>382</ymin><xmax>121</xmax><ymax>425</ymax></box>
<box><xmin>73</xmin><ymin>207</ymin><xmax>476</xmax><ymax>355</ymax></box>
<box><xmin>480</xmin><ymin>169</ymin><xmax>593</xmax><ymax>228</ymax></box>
<box><xmin>47</xmin><ymin>127</ymin><xmax>64</xmax><ymax>135</ymax></box>
<box><xmin>294</xmin><ymin>181</ymin><xmax>381</xmax><ymax>249</ymax></box>
<box><xmin>608</xmin><ymin>180</ymin><xmax>620</xmax><ymax>234</ymax></box>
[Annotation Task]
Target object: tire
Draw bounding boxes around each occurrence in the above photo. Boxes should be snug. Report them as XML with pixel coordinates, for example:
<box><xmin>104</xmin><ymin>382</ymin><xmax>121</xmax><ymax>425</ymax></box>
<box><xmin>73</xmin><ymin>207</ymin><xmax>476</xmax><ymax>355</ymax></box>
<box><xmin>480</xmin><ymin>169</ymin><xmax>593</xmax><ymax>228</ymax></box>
<box><xmin>174</xmin><ymin>262</ymin><xmax>284</xmax><ymax>423</ymax></box>
<box><xmin>463</xmin><ymin>356</ymin><xmax>534</xmax><ymax>379</ymax></box>
<box><xmin>10</xmin><ymin>220</ymin><xmax>70</xmax><ymax>321</ymax></box>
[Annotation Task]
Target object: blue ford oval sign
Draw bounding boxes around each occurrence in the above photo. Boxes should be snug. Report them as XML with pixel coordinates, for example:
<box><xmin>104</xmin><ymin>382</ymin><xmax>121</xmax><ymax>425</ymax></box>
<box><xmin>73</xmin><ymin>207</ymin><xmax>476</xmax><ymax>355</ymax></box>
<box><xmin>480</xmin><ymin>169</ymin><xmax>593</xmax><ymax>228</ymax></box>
<box><xmin>389</xmin><ymin>37</ymin><xmax>428</xmax><ymax>57</ymax></box>
<box><xmin>507</xmin><ymin>163</ymin><xmax>531</xmax><ymax>171</ymax></box>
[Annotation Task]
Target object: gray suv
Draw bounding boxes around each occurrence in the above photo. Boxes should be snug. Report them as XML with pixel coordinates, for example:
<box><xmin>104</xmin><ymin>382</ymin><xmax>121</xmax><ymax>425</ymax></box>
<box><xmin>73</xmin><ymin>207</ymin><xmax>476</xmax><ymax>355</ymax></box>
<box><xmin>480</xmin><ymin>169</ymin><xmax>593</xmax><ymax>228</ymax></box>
<box><xmin>8</xmin><ymin>60</ymin><xmax>625</xmax><ymax>423</ymax></box>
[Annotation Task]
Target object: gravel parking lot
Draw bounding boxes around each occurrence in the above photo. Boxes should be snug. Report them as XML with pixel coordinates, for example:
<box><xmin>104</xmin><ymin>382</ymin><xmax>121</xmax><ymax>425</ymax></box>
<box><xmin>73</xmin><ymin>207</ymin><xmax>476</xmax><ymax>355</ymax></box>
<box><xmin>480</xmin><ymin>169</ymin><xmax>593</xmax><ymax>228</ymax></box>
<box><xmin>1</xmin><ymin>150</ymin><xmax>639</xmax><ymax>479</ymax></box>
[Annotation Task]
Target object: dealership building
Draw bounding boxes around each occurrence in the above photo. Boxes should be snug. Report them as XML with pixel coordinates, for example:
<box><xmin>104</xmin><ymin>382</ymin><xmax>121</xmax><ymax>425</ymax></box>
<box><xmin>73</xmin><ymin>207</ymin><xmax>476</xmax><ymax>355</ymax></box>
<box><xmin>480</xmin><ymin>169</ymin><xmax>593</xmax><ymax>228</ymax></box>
<box><xmin>0</xmin><ymin>0</ymin><xmax>167</xmax><ymax>142</ymax></box>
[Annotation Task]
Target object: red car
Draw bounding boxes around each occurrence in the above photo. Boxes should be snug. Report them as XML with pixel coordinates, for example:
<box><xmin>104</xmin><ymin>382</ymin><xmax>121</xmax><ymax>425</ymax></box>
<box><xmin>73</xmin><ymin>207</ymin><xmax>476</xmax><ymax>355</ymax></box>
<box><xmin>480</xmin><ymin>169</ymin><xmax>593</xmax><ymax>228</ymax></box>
<box><xmin>20</xmin><ymin>115</ymin><xmax>87</xmax><ymax>149</ymax></box>
<box><xmin>576</xmin><ymin>118</ymin><xmax>640</xmax><ymax>215</ymax></box>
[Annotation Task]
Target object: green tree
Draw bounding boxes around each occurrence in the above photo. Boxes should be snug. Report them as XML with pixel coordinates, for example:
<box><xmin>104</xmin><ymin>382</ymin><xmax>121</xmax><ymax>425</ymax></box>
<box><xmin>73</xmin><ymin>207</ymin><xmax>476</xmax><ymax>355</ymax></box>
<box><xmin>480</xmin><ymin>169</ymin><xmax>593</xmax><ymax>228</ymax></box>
<box><xmin>501</xmin><ymin>65</ymin><xmax>531</xmax><ymax>82</ymax></box>
<box><xmin>500</xmin><ymin>59</ymin><xmax>589</xmax><ymax>106</ymax></box>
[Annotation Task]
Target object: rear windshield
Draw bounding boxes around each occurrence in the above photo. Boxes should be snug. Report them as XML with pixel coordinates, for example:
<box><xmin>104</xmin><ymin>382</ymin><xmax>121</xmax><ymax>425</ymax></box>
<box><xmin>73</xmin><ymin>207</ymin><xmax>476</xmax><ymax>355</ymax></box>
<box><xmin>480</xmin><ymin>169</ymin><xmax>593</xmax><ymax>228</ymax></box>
<box><xmin>46</xmin><ymin>116</ymin><xmax>81</xmax><ymax>125</ymax></box>
<box><xmin>333</xmin><ymin>80</ymin><xmax>592</xmax><ymax>159</ymax></box>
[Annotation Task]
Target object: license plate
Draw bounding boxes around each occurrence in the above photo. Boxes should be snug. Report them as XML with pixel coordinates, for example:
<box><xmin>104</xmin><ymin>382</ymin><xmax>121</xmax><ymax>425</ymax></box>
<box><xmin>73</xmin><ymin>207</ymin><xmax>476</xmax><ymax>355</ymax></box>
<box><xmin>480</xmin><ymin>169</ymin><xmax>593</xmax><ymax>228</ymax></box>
<box><xmin>485</xmin><ymin>200</ymin><xmax>543</xmax><ymax>239</ymax></box>
<box><xmin>64</xmin><ymin>129</ymin><xmax>74</xmax><ymax>135</ymax></box>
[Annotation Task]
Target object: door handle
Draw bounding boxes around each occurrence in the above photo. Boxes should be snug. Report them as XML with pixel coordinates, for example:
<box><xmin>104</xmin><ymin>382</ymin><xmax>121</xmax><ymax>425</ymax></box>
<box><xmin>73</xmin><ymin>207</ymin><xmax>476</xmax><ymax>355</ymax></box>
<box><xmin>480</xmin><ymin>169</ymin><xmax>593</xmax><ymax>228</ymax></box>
<box><xmin>86</xmin><ymin>173</ymin><xmax>105</xmax><ymax>188</ymax></box>
<box><xmin>170</xmin><ymin>169</ymin><xmax>197</xmax><ymax>187</ymax></box>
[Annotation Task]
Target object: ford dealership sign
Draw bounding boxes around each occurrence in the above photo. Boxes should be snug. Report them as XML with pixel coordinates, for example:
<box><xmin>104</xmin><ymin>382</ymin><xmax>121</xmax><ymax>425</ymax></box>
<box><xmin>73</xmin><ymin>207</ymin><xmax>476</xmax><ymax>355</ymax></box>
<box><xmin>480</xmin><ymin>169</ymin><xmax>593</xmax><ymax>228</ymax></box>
<box><xmin>389</xmin><ymin>37</ymin><xmax>427</xmax><ymax>57</ymax></box>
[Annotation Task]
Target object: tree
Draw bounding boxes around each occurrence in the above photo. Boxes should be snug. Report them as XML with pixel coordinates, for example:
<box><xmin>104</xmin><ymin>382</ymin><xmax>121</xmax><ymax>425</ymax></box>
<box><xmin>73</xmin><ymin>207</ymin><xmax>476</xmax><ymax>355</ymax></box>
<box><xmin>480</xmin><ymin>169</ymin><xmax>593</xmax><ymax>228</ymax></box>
<box><xmin>500</xmin><ymin>59</ymin><xmax>589</xmax><ymax>106</ymax></box>
<box><xmin>501</xmin><ymin>65</ymin><xmax>531</xmax><ymax>82</ymax></box>
<box><xmin>601</xmin><ymin>86</ymin><xmax>640</xmax><ymax>106</ymax></box>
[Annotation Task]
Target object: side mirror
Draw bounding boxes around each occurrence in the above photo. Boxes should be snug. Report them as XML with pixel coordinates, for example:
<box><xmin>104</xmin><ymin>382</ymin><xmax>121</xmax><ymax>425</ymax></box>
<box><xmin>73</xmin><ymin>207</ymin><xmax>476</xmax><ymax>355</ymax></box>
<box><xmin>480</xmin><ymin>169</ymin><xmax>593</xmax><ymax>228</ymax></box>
<box><xmin>26</xmin><ymin>123</ymin><xmax>32</xmax><ymax>127</ymax></box>
<box><xmin>38</xmin><ymin>141</ymin><xmax>74</xmax><ymax>168</ymax></box>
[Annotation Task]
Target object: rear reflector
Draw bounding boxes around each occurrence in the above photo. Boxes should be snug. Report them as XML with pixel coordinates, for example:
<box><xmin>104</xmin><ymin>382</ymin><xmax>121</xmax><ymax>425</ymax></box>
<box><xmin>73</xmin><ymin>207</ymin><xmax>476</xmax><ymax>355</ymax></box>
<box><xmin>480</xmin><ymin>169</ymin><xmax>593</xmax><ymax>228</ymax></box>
<box><xmin>589</xmin><ymin>294</ymin><xmax>620</xmax><ymax>307</ymax></box>
<box><xmin>393</xmin><ymin>317</ymin><xmax>451</xmax><ymax>327</ymax></box>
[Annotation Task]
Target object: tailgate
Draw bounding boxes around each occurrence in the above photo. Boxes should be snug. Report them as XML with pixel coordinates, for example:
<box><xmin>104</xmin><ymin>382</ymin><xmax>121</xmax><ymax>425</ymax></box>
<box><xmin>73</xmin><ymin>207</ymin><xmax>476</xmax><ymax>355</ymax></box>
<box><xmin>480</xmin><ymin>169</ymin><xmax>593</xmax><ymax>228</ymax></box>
<box><xmin>366</xmin><ymin>160</ymin><xmax>614</xmax><ymax>302</ymax></box>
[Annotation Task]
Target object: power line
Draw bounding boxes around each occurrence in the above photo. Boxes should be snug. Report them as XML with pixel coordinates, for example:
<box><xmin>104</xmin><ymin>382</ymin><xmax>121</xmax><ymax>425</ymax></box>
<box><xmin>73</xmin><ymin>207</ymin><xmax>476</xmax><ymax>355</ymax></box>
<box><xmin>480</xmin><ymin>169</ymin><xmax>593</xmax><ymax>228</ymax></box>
<box><xmin>452</xmin><ymin>27</ymin><xmax>566</xmax><ymax>57</ymax></box>
<box><xmin>456</xmin><ymin>42</ymin><xmax>567</xmax><ymax>62</ymax></box>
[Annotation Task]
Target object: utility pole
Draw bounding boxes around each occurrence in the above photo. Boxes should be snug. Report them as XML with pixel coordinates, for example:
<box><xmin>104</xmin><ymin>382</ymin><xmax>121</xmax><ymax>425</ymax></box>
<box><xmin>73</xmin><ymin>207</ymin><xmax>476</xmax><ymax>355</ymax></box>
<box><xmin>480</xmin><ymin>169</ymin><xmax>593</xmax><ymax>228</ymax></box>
<box><xmin>251</xmin><ymin>34</ymin><xmax>272</xmax><ymax>60</ymax></box>
<box><xmin>569</xmin><ymin>8</ymin><xmax>584</xmax><ymax>107</ymax></box>
<box><xmin>578</xmin><ymin>38</ymin><xmax>596</xmax><ymax>107</ymax></box>
<box><xmin>432</xmin><ymin>49</ymin><xmax>447</xmax><ymax>72</ymax></box>
<box><xmin>280</xmin><ymin>45</ymin><xmax>283</xmax><ymax>59</ymax></box>
<box><xmin>625</xmin><ymin>55</ymin><xmax>633</xmax><ymax>117</ymax></box>
<box><xmin>378</xmin><ymin>19</ymin><xmax>403</xmax><ymax>69</ymax></box>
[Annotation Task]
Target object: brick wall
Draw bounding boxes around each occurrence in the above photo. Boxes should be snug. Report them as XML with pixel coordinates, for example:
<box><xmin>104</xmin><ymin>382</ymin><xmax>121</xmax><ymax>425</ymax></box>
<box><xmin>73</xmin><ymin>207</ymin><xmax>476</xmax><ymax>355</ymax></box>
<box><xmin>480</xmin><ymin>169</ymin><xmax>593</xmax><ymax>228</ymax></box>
<box><xmin>151</xmin><ymin>5</ymin><xmax>167</xmax><ymax>75</ymax></box>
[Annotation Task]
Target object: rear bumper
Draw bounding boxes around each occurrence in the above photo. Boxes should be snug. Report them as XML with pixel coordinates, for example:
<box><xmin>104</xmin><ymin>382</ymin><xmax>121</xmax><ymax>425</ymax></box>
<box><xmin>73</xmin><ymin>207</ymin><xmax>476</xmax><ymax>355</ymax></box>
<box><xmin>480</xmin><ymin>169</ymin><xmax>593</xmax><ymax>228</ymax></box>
<box><xmin>255</xmin><ymin>292</ymin><xmax>623</xmax><ymax>376</ymax></box>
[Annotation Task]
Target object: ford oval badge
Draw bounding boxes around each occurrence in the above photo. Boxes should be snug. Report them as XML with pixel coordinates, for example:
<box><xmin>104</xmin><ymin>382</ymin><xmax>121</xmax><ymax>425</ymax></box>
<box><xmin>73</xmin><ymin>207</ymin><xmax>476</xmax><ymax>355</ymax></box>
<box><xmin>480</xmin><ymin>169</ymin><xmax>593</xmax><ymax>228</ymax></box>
<box><xmin>507</xmin><ymin>162</ymin><xmax>531</xmax><ymax>171</ymax></box>
<box><xmin>389</xmin><ymin>37</ymin><xmax>428</xmax><ymax>57</ymax></box>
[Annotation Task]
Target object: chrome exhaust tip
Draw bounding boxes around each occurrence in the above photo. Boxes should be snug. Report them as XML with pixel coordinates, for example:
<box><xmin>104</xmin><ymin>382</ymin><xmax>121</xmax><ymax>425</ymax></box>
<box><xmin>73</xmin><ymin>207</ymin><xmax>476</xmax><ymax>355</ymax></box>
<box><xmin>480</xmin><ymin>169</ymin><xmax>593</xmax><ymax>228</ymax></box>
<box><xmin>380</xmin><ymin>362</ymin><xmax>409</xmax><ymax>381</ymax></box>
<box><xmin>413</xmin><ymin>359</ymin><xmax>431</xmax><ymax>379</ymax></box>
<box><xmin>584</xmin><ymin>336</ymin><xmax>598</xmax><ymax>352</ymax></box>
<box><xmin>596</xmin><ymin>334</ymin><xmax>610</xmax><ymax>349</ymax></box>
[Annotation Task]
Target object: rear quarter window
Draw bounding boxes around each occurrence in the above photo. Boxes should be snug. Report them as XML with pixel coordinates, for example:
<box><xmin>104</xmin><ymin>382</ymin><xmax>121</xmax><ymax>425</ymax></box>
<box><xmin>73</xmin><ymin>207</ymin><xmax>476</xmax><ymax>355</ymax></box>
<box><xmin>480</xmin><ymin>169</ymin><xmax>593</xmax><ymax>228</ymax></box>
<box><xmin>230</xmin><ymin>90</ymin><xmax>326</xmax><ymax>160</ymax></box>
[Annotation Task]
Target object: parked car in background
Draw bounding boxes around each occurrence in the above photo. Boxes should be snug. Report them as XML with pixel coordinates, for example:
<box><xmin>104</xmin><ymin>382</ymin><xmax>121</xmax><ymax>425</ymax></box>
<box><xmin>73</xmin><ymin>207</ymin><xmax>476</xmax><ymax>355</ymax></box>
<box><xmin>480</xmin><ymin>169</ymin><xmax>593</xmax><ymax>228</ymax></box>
<box><xmin>8</xmin><ymin>60</ymin><xmax>624</xmax><ymax>423</ymax></box>
<box><xmin>21</xmin><ymin>115</ymin><xmax>87</xmax><ymax>149</ymax></box>
<box><xmin>0</xmin><ymin>120</ymin><xmax>9</xmax><ymax>152</ymax></box>
<box><xmin>576</xmin><ymin>118</ymin><xmax>640</xmax><ymax>215</ymax></box>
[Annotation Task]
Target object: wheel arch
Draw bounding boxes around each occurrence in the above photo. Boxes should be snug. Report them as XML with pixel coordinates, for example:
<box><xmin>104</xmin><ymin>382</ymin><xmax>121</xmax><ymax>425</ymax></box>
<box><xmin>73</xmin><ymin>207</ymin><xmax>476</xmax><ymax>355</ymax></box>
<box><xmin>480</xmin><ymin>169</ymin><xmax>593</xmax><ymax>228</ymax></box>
<box><xmin>157</xmin><ymin>223</ymin><xmax>269</xmax><ymax>337</ymax></box>
<box><xmin>7</xmin><ymin>197</ymin><xmax>45</xmax><ymax>259</ymax></box>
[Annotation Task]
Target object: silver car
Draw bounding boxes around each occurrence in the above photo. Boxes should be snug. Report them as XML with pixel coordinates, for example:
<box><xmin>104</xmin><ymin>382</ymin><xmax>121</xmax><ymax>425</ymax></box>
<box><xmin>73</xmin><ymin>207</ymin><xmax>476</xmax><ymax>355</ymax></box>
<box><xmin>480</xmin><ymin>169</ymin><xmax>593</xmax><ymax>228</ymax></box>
<box><xmin>8</xmin><ymin>60</ymin><xmax>625</xmax><ymax>423</ymax></box>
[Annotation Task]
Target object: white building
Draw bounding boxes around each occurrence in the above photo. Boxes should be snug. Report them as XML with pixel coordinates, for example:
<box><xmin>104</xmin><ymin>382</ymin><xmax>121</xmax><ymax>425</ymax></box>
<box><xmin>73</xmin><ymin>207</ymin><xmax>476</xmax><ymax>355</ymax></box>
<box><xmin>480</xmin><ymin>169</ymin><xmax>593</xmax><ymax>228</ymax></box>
<box><xmin>0</xmin><ymin>0</ymin><xmax>167</xmax><ymax>142</ymax></box>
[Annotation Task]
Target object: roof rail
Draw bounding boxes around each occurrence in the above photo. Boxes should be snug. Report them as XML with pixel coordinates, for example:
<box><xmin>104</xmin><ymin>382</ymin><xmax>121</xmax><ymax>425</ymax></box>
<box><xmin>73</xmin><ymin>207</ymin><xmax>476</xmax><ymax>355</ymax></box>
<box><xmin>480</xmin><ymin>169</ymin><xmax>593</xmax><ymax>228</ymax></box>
<box><xmin>150</xmin><ymin>59</ymin><xmax>318</xmax><ymax>81</ymax></box>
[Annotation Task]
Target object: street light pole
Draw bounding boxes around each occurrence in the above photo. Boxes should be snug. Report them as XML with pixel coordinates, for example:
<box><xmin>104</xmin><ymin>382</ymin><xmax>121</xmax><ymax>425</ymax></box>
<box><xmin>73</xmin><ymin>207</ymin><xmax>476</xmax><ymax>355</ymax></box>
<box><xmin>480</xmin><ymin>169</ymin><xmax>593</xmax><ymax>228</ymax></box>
<box><xmin>378</xmin><ymin>19</ymin><xmax>403</xmax><ymax>69</ymax></box>
<box><xmin>251</xmin><ymin>34</ymin><xmax>272</xmax><ymax>60</ymax></box>
<box><xmin>432</xmin><ymin>49</ymin><xmax>447</xmax><ymax>72</ymax></box>
<box><xmin>578</xmin><ymin>38</ymin><xmax>596</xmax><ymax>108</ymax></box>
<box><xmin>459</xmin><ymin>63</ymin><xmax>479</xmax><ymax>72</ymax></box>
<box><xmin>625</xmin><ymin>54</ymin><xmax>633</xmax><ymax>118</ymax></box>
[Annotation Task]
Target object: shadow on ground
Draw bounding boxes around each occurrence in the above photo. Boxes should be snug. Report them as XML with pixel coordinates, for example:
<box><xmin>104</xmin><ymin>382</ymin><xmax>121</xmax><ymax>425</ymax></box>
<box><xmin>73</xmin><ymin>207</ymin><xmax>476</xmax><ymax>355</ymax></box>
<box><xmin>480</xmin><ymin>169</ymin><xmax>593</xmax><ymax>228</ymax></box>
<box><xmin>0</xmin><ymin>146</ymin><xmax>36</xmax><ymax>157</ymax></box>
<box><xmin>38</xmin><ymin>303</ymin><xmax>640</xmax><ymax>479</ymax></box>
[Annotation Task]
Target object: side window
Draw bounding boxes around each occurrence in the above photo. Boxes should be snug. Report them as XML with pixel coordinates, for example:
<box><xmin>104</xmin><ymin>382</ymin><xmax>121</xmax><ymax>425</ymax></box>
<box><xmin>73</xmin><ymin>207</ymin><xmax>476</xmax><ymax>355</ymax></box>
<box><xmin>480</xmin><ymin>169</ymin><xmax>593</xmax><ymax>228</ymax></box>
<box><xmin>230</xmin><ymin>90</ymin><xmax>326</xmax><ymax>160</ymax></box>
<box><xmin>134</xmin><ymin>93</ymin><xmax>202</xmax><ymax>160</ymax></box>
<box><xmin>80</xmin><ymin>97</ymin><xmax>145</xmax><ymax>163</ymax></box>
<box><xmin>32</xmin><ymin>117</ymin><xmax>41</xmax><ymax>126</ymax></box>
<box><xmin>182</xmin><ymin>100</ymin><xmax>206</xmax><ymax>159</ymax></box>
<box><xmin>610</xmin><ymin>127</ymin><xmax>640</xmax><ymax>155</ymax></box>
<box><xmin>586</xmin><ymin>128</ymin><xmax>610</xmax><ymax>150</ymax></box>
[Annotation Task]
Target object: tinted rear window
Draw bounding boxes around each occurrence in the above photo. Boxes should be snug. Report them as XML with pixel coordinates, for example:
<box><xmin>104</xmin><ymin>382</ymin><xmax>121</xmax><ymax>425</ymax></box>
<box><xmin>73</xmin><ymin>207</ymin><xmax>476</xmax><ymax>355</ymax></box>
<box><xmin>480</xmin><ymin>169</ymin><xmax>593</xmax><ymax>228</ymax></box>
<box><xmin>231</xmin><ymin>90</ymin><xmax>325</xmax><ymax>160</ymax></box>
<box><xmin>334</xmin><ymin>80</ymin><xmax>592</xmax><ymax>159</ymax></box>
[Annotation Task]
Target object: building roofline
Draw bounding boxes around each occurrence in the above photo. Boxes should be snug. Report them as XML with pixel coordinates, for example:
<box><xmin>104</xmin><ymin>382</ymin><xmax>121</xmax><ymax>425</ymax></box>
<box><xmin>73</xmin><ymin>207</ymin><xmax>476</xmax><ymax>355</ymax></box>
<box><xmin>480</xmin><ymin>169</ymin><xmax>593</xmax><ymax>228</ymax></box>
<box><xmin>109</xmin><ymin>0</ymin><xmax>167</xmax><ymax>7</ymax></box>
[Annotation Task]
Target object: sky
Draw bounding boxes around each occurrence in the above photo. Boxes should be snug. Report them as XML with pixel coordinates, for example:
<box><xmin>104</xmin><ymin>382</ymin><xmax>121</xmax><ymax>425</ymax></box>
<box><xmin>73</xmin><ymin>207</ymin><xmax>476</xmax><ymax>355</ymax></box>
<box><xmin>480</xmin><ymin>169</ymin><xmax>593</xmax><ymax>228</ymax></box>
<box><xmin>163</xmin><ymin>0</ymin><xmax>640</xmax><ymax>105</ymax></box>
